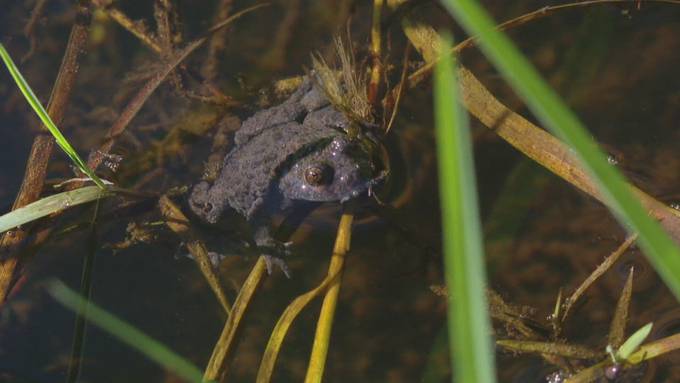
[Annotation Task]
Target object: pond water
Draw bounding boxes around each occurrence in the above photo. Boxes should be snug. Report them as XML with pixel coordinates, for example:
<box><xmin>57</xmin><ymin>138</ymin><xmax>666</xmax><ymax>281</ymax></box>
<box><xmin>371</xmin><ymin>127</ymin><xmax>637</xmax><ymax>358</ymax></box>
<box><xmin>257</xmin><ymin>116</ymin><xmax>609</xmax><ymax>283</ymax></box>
<box><xmin>0</xmin><ymin>1</ymin><xmax>679</xmax><ymax>382</ymax></box>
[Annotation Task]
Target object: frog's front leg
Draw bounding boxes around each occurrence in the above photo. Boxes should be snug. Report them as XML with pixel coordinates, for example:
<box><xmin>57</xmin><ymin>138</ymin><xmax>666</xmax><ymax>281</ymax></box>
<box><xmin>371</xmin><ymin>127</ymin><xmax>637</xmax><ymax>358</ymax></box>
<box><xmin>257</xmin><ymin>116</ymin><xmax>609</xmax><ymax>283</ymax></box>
<box><xmin>253</xmin><ymin>200</ymin><xmax>320</xmax><ymax>277</ymax></box>
<box><xmin>253</xmin><ymin>224</ymin><xmax>293</xmax><ymax>278</ymax></box>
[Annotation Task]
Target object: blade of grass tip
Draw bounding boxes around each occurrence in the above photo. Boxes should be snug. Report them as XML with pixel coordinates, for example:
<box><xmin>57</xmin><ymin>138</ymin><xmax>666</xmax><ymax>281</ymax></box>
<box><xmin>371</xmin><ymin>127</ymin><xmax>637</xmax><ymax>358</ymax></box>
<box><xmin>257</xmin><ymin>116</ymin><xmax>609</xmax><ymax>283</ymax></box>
<box><xmin>0</xmin><ymin>186</ymin><xmax>111</xmax><ymax>234</ymax></box>
<box><xmin>440</xmin><ymin>0</ymin><xmax>680</xmax><ymax>299</ymax></box>
<box><xmin>47</xmin><ymin>280</ymin><xmax>205</xmax><ymax>383</ymax></box>
<box><xmin>0</xmin><ymin>43</ymin><xmax>105</xmax><ymax>189</ymax></box>
<box><xmin>608</xmin><ymin>267</ymin><xmax>634</xmax><ymax>349</ymax></box>
<box><xmin>434</xmin><ymin>34</ymin><xmax>496</xmax><ymax>383</ymax></box>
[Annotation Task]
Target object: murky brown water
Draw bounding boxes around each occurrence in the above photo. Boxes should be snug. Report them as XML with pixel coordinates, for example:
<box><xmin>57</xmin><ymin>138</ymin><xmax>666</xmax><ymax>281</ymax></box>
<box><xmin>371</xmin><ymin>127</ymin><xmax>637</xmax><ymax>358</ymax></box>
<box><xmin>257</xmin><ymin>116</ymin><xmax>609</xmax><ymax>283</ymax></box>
<box><xmin>1</xmin><ymin>1</ymin><xmax>679</xmax><ymax>382</ymax></box>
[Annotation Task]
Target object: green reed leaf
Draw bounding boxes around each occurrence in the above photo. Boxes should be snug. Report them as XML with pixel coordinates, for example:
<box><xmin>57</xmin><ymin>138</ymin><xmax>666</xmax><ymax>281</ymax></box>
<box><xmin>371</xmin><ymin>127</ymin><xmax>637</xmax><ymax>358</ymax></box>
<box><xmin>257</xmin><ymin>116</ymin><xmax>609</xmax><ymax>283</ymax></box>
<box><xmin>434</xmin><ymin>34</ymin><xmax>497</xmax><ymax>383</ymax></box>
<box><xmin>0</xmin><ymin>43</ymin><xmax>105</xmax><ymax>189</ymax></box>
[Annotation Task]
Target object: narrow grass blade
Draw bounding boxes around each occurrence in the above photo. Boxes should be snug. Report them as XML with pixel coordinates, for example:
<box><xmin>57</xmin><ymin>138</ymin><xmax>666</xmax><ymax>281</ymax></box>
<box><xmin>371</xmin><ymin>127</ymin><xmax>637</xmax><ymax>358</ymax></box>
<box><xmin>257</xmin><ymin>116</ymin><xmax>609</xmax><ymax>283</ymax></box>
<box><xmin>67</xmin><ymin>198</ymin><xmax>101</xmax><ymax>383</ymax></box>
<box><xmin>0</xmin><ymin>43</ymin><xmax>105</xmax><ymax>189</ymax></box>
<box><xmin>48</xmin><ymin>280</ymin><xmax>205</xmax><ymax>383</ymax></box>
<box><xmin>434</xmin><ymin>35</ymin><xmax>496</xmax><ymax>383</ymax></box>
<box><xmin>0</xmin><ymin>186</ymin><xmax>111</xmax><ymax>233</ymax></box>
<box><xmin>256</xmin><ymin>264</ymin><xmax>336</xmax><ymax>383</ymax></box>
<box><xmin>205</xmin><ymin>257</ymin><xmax>266</xmax><ymax>381</ymax></box>
<box><xmin>440</xmin><ymin>0</ymin><xmax>680</xmax><ymax>298</ymax></box>
<box><xmin>304</xmin><ymin>213</ymin><xmax>353</xmax><ymax>383</ymax></box>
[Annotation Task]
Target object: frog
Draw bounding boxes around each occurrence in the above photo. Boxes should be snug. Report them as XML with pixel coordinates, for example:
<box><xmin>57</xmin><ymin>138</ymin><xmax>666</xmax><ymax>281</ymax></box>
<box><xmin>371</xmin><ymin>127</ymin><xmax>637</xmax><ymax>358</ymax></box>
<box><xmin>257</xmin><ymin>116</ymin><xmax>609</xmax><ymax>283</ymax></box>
<box><xmin>188</xmin><ymin>76</ymin><xmax>384</xmax><ymax>275</ymax></box>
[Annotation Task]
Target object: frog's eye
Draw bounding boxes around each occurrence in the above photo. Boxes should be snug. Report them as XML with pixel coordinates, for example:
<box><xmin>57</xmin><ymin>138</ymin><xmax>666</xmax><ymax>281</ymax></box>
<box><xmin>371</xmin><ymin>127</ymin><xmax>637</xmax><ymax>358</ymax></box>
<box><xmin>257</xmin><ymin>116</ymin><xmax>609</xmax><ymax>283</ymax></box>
<box><xmin>202</xmin><ymin>202</ymin><xmax>214</xmax><ymax>213</ymax></box>
<box><xmin>304</xmin><ymin>164</ymin><xmax>333</xmax><ymax>186</ymax></box>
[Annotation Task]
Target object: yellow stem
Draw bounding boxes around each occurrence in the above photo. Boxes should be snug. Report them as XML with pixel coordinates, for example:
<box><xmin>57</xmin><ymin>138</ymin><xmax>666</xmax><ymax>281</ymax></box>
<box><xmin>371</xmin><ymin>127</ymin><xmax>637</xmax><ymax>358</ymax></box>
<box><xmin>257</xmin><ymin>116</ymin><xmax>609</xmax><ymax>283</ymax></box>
<box><xmin>304</xmin><ymin>213</ymin><xmax>354</xmax><ymax>383</ymax></box>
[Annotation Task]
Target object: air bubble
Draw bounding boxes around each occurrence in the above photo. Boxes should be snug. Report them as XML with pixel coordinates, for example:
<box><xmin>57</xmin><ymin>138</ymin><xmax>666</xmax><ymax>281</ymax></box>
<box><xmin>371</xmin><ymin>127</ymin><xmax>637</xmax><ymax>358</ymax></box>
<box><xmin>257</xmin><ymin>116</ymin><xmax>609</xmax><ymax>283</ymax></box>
<box><xmin>607</xmin><ymin>155</ymin><xmax>619</xmax><ymax>165</ymax></box>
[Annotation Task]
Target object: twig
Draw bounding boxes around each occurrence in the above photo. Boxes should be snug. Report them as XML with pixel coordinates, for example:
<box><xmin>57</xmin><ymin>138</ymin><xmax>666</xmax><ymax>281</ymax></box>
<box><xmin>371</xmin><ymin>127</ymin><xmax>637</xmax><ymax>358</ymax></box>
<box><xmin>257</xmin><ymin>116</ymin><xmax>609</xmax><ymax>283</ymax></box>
<box><xmin>154</xmin><ymin>0</ymin><xmax>184</xmax><ymax>92</ymax></box>
<box><xmin>367</xmin><ymin>0</ymin><xmax>384</xmax><ymax>104</ymax></box>
<box><xmin>259</xmin><ymin>0</ymin><xmax>301</xmax><ymax>71</ymax></box>
<box><xmin>154</xmin><ymin>0</ymin><xmax>182</xmax><ymax>52</ymax></box>
<box><xmin>92</xmin><ymin>0</ymin><xmax>163</xmax><ymax>53</ymax></box>
<box><xmin>202</xmin><ymin>0</ymin><xmax>234</xmax><ymax>82</ymax></box>
<box><xmin>562</xmin><ymin>235</ymin><xmax>637</xmax><ymax>321</ymax></box>
<box><xmin>384</xmin><ymin>42</ymin><xmax>410</xmax><ymax>134</ymax></box>
<box><xmin>21</xmin><ymin>0</ymin><xmax>48</xmax><ymax>62</ymax></box>
<box><xmin>496</xmin><ymin>340</ymin><xmax>601</xmax><ymax>359</ymax></box>
<box><xmin>91</xmin><ymin>4</ymin><xmax>264</xmax><ymax>171</ymax></box>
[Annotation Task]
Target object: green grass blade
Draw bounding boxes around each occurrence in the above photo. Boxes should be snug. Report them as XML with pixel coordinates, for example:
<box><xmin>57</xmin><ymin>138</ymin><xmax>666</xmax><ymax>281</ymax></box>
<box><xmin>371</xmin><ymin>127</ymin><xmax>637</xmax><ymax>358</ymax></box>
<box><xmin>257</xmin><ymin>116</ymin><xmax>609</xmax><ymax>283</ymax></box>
<box><xmin>440</xmin><ymin>0</ymin><xmax>680</xmax><ymax>298</ymax></box>
<box><xmin>434</xmin><ymin>35</ymin><xmax>497</xmax><ymax>383</ymax></box>
<box><xmin>47</xmin><ymin>280</ymin><xmax>206</xmax><ymax>383</ymax></box>
<box><xmin>0</xmin><ymin>43</ymin><xmax>105</xmax><ymax>189</ymax></box>
<box><xmin>617</xmin><ymin>322</ymin><xmax>653</xmax><ymax>361</ymax></box>
<box><xmin>0</xmin><ymin>186</ymin><xmax>111</xmax><ymax>233</ymax></box>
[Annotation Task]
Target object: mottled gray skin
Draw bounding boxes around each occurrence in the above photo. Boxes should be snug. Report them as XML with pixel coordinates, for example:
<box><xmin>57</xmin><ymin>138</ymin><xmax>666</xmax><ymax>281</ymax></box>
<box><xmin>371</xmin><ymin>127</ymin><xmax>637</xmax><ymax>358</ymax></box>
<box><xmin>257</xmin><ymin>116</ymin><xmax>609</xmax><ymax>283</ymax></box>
<box><xmin>189</xmin><ymin>77</ymin><xmax>380</xmax><ymax>255</ymax></box>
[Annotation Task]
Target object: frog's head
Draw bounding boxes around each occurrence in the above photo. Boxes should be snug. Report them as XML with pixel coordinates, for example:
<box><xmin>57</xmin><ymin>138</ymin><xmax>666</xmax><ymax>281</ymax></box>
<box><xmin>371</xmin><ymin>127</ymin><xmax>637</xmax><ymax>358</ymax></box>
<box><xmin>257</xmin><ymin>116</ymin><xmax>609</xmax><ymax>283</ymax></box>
<box><xmin>278</xmin><ymin>134</ymin><xmax>384</xmax><ymax>203</ymax></box>
<box><xmin>188</xmin><ymin>181</ymin><xmax>226</xmax><ymax>224</ymax></box>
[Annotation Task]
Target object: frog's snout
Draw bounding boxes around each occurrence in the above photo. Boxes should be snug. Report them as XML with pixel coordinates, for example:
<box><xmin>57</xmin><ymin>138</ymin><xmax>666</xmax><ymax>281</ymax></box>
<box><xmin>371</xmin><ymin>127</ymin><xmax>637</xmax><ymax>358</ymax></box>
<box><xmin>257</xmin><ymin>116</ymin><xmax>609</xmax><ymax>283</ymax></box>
<box><xmin>200</xmin><ymin>202</ymin><xmax>215</xmax><ymax>215</ymax></box>
<box><xmin>189</xmin><ymin>182</ymin><xmax>221</xmax><ymax>224</ymax></box>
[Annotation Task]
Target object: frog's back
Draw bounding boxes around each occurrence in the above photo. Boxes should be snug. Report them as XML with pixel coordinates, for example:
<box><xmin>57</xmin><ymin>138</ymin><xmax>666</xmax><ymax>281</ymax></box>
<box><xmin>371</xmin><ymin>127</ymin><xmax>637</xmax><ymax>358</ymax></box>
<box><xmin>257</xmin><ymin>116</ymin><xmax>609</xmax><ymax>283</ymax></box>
<box><xmin>213</xmin><ymin>121</ymin><xmax>340</xmax><ymax>219</ymax></box>
<box><xmin>234</xmin><ymin>78</ymin><xmax>329</xmax><ymax>146</ymax></box>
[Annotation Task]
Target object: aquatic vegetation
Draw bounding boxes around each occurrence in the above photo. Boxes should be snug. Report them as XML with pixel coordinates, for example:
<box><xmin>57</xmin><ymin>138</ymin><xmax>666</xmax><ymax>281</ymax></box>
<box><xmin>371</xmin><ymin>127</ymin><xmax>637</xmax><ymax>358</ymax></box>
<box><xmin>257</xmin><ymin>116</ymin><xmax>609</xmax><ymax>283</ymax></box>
<box><xmin>311</xmin><ymin>37</ymin><xmax>373</xmax><ymax>124</ymax></box>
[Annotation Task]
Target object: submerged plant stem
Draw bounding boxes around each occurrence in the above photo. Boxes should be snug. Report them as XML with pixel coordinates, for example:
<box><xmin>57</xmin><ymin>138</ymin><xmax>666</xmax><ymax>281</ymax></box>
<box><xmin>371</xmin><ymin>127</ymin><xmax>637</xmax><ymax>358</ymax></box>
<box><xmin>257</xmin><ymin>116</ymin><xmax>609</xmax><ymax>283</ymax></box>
<box><xmin>92</xmin><ymin>5</ymin><xmax>261</xmax><ymax>171</ymax></box>
<box><xmin>205</xmin><ymin>258</ymin><xmax>267</xmax><ymax>381</ymax></box>
<box><xmin>562</xmin><ymin>235</ymin><xmax>637</xmax><ymax>321</ymax></box>
<box><xmin>158</xmin><ymin>196</ymin><xmax>231</xmax><ymax>315</ymax></box>
<box><xmin>66</xmin><ymin>199</ymin><xmax>101</xmax><ymax>383</ymax></box>
<box><xmin>304</xmin><ymin>213</ymin><xmax>353</xmax><ymax>383</ymax></box>
<box><xmin>368</xmin><ymin>0</ymin><xmax>384</xmax><ymax>104</ymax></box>
<box><xmin>92</xmin><ymin>0</ymin><xmax>163</xmax><ymax>53</ymax></box>
<box><xmin>256</xmin><ymin>213</ymin><xmax>353</xmax><ymax>383</ymax></box>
